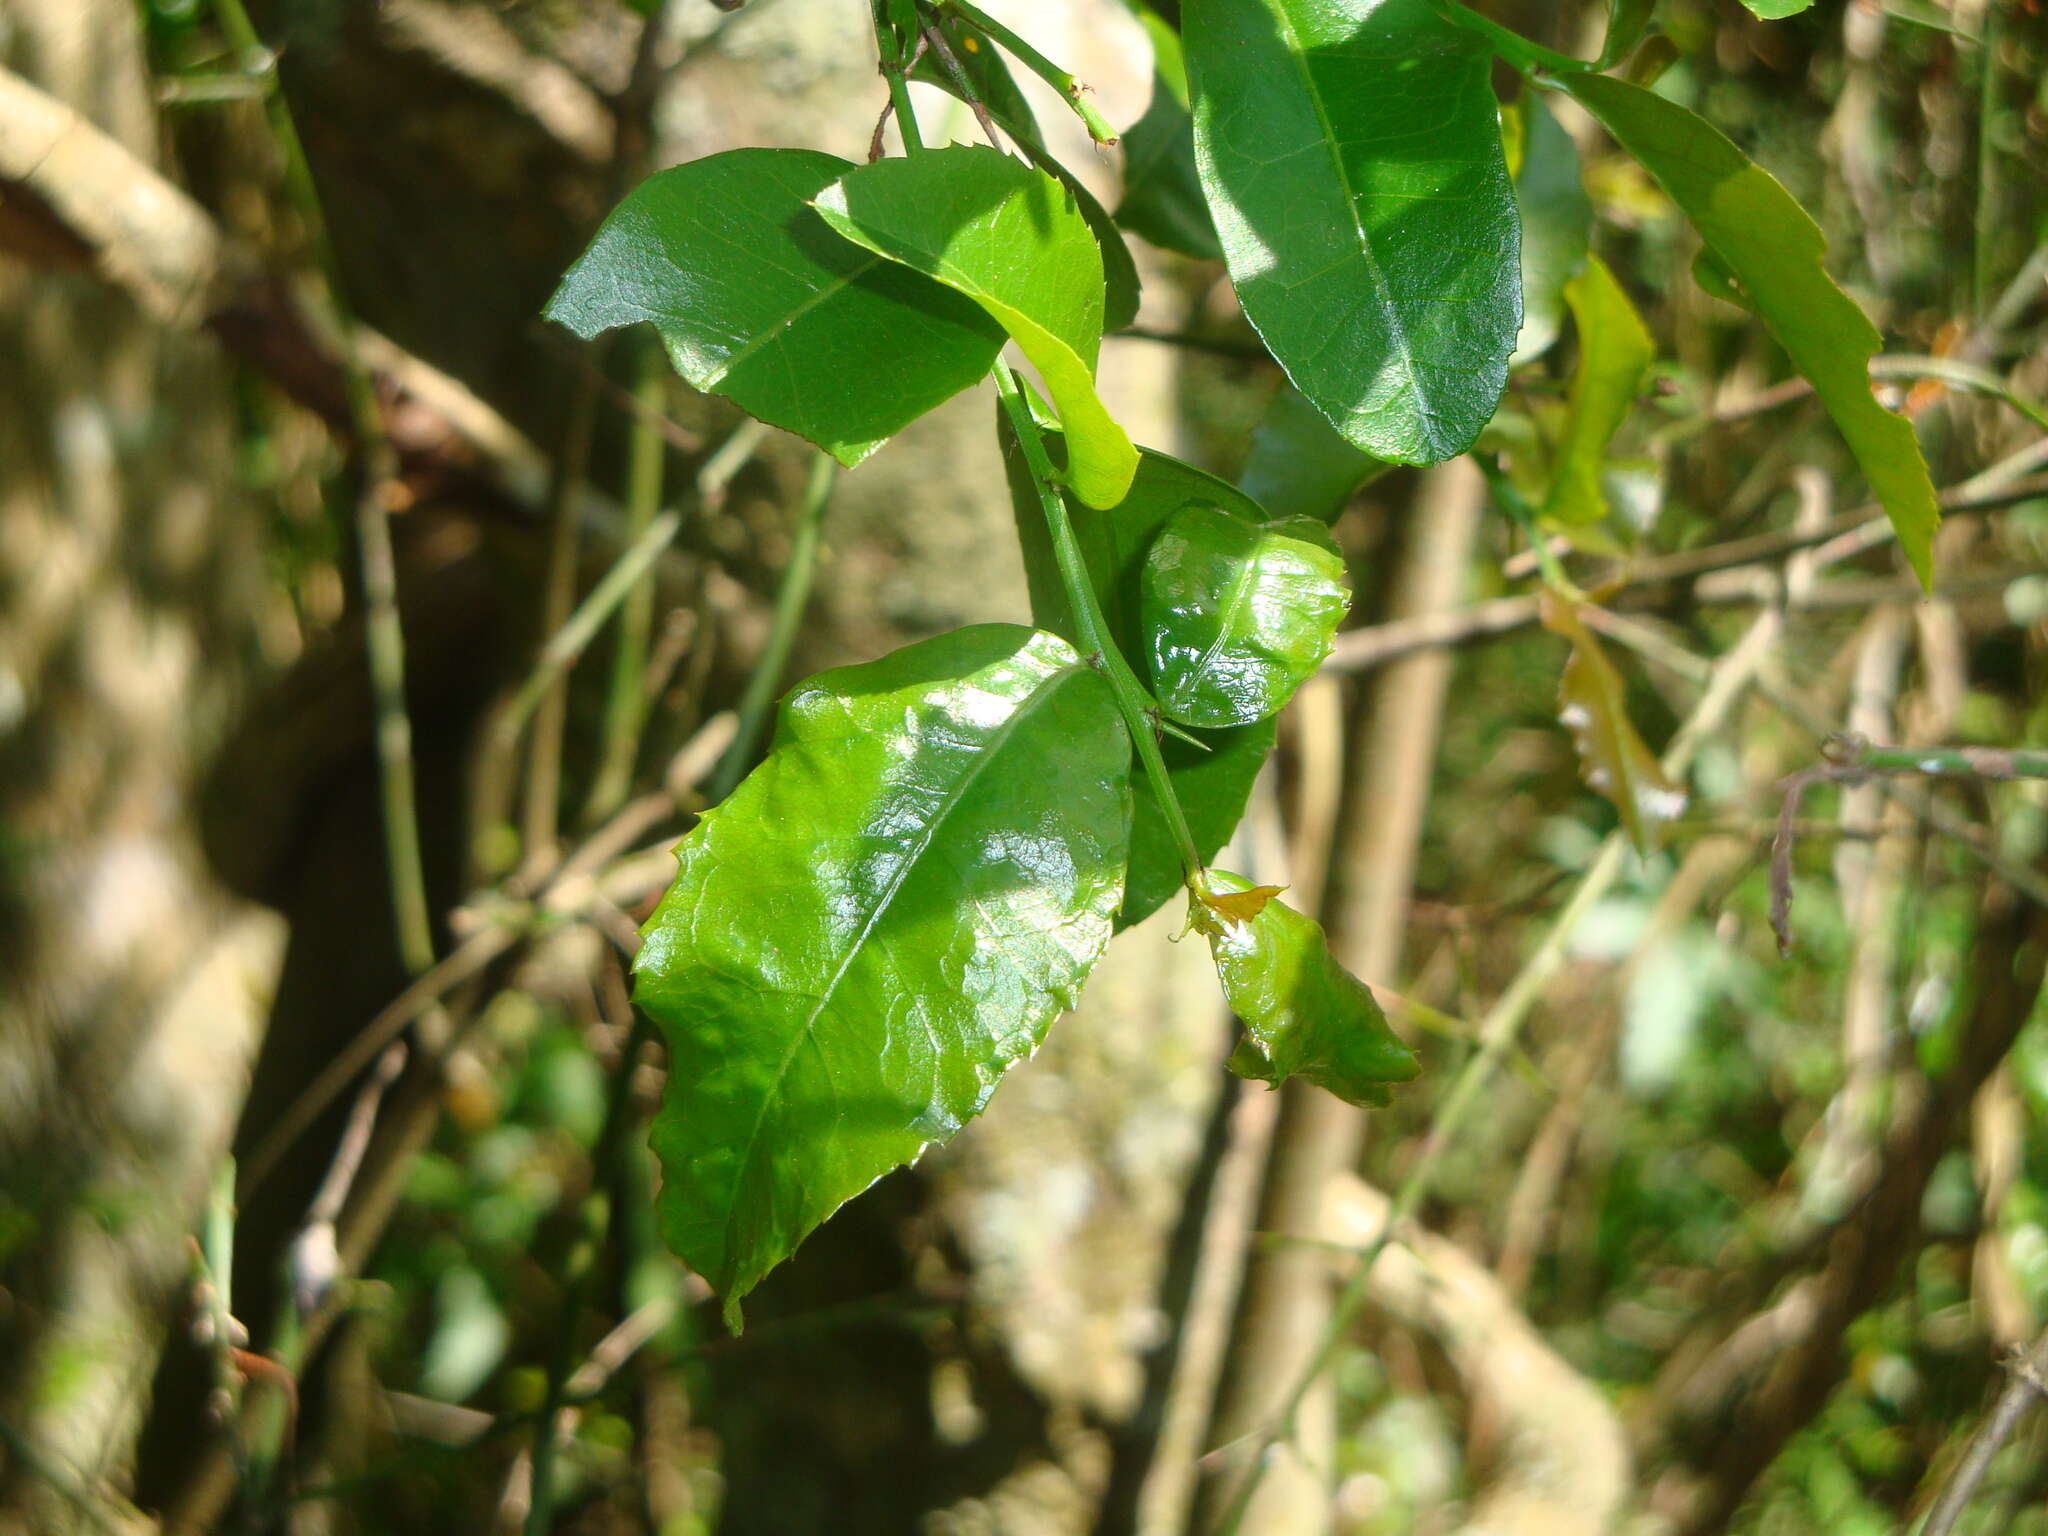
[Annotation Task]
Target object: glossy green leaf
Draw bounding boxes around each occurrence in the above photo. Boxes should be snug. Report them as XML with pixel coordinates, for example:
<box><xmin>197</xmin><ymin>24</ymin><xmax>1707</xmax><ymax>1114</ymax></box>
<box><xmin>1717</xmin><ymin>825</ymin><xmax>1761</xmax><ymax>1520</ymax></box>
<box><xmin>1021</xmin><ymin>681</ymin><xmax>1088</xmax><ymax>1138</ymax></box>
<box><xmin>1540</xmin><ymin>593</ymin><xmax>1685</xmax><ymax>855</ymax></box>
<box><xmin>1739</xmin><ymin>0</ymin><xmax>1814</xmax><ymax>17</ymax></box>
<box><xmin>1545</xmin><ymin>255</ymin><xmax>1655</xmax><ymax>526</ymax></box>
<box><xmin>814</xmin><ymin>146</ymin><xmax>1139</xmax><ymax>508</ymax></box>
<box><xmin>1239</xmin><ymin>384</ymin><xmax>1389</xmax><ymax>523</ymax></box>
<box><xmin>1116</xmin><ymin>55</ymin><xmax>1221</xmax><ymax>260</ymax></box>
<box><xmin>1122</xmin><ymin>720</ymin><xmax>1274</xmax><ymax>929</ymax></box>
<box><xmin>546</xmin><ymin>149</ymin><xmax>1003</xmax><ymax>467</ymax></box>
<box><xmin>1563</xmin><ymin>73</ymin><xmax>1940</xmax><ymax>586</ymax></box>
<box><xmin>998</xmin><ymin>413</ymin><xmax>1272</xmax><ymax>665</ymax></box>
<box><xmin>1203</xmin><ymin>871</ymin><xmax>1420</xmax><ymax>1107</ymax></box>
<box><xmin>996</xmin><ymin>414</ymin><xmax>1279</xmax><ymax>928</ymax></box>
<box><xmin>1142</xmin><ymin>501</ymin><xmax>1349</xmax><ymax>729</ymax></box>
<box><xmin>636</xmin><ymin>625</ymin><xmax>1132</xmax><ymax>1324</ymax></box>
<box><xmin>1511</xmin><ymin>95</ymin><xmax>1593</xmax><ymax>366</ymax></box>
<box><xmin>913</xmin><ymin>30</ymin><xmax>1144</xmax><ymax>332</ymax></box>
<box><xmin>1185</xmin><ymin>0</ymin><xmax>1523</xmax><ymax>465</ymax></box>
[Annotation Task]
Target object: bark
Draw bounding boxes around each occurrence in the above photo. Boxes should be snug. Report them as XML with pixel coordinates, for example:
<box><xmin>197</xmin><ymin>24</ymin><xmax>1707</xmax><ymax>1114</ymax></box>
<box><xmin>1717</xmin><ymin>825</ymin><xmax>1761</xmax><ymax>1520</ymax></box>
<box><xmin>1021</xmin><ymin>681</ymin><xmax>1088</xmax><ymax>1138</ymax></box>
<box><xmin>0</xmin><ymin>1</ymin><xmax>278</xmax><ymax>1528</ymax></box>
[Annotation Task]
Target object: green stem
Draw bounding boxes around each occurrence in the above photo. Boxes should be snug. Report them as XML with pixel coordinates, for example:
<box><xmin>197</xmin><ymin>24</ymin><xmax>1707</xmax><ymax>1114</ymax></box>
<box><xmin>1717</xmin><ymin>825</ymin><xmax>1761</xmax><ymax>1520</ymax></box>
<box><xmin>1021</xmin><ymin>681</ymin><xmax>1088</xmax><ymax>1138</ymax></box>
<box><xmin>708</xmin><ymin>451</ymin><xmax>838</xmax><ymax>804</ymax></box>
<box><xmin>523</xmin><ymin>376</ymin><xmax>601</xmax><ymax>863</ymax></box>
<box><xmin>498</xmin><ymin>510</ymin><xmax>685</xmax><ymax>744</ymax></box>
<box><xmin>1973</xmin><ymin>0</ymin><xmax>2001</xmax><ymax>317</ymax></box>
<box><xmin>1476</xmin><ymin>453</ymin><xmax>1575</xmax><ymax>596</ymax></box>
<box><xmin>585</xmin><ymin>344</ymin><xmax>669</xmax><ymax>823</ymax></box>
<box><xmin>992</xmin><ymin>361</ymin><xmax>1205</xmax><ymax>883</ymax></box>
<box><xmin>213</xmin><ymin>0</ymin><xmax>434</xmax><ymax>976</ymax></box>
<box><xmin>942</xmin><ymin>0</ymin><xmax>1120</xmax><ymax>144</ymax></box>
<box><xmin>875</xmin><ymin>4</ymin><xmax>928</xmax><ymax>153</ymax></box>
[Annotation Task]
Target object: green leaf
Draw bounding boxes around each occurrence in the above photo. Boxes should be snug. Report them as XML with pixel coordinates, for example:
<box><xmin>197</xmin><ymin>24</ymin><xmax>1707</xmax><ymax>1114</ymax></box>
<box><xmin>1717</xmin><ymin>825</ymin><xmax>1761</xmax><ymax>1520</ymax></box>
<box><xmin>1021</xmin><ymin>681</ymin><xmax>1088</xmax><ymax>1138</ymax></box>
<box><xmin>1123</xmin><ymin>720</ymin><xmax>1274</xmax><ymax>929</ymax></box>
<box><xmin>912</xmin><ymin>29</ymin><xmax>1144</xmax><ymax>332</ymax></box>
<box><xmin>1185</xmin><ymin>0</ymin><xmax>1523</xmax><ymax>465</ymax></box>
<box><xmin>996</xmin><ymin>415</ymin><xmax>1279</xmax><ymax>928</ymax></box>
<box><xmin>546</xmin><ymin>149</ymin><xmax>1003</xmax><ymax>467</ymax></box>
<box><xmin>1511</xmin><ymin>94</ymin><xmax>1593</xmax><ymax>366</ymax></box>
<box><xmin>1203</xmin><ymin>870</ymin><xmax>1419</xmax><ymax>1107</ymax></box>
<box><xmin>1562</xmin><ymin>73</ymin><xmax>1940</xmax><ymax>586</ymax></box>
<box><xmin>636</xmin><ymin>625</ymin><xmax>1132</xmax><ymax>1323</ymax></box>
<box><xmin>1116</xmin><ymin>72</ymin><xmax>1222</xmax><ymax>260</ymax></box>
<box><xmin>814</xmin><ymin>146</ymin><xmax>1139</xmax><ymax>508</ymax></box>
<box><xmin>998</xmin><ymin>413</ymin><xmax>1273</xmax><ymax>664</ymax></box>
<box><xmin>1739</xmin><ymin>0</ymin><xmax>1814</xmax><ymax>17</ymax></box>
<box><xmin>1544</xmin><ymin>255</ymin><xmax>1655</xmax><ymax>526</ymax></box>
<box><xmin>1598</xmin><ymin>0</ymin><xmax>1658</xmax><ymax>67</ymax></box>
<box><xmin>1239</xmin><ymin>384</ymin><xmax>1389</xmax><ymax>523</ymax></box>
<box><xmin>1432</xmin><ymin>3</ymin><xmax>1593</xmax><ymax>73</ymax></box>
<box><xmin>1539</xmin><ymin>592</ymin><xmax>1685</xmax><ymax>854</ymax></box>
<box><xmin>1142</xmin><ymin>501</ymin><xmax>1349</xmax><ymax>729</ymax></box>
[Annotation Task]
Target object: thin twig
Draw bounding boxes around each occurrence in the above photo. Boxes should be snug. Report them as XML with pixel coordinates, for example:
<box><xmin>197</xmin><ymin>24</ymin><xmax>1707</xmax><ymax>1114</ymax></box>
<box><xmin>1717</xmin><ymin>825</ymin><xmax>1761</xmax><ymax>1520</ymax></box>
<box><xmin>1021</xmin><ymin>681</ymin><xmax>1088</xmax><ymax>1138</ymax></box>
<box><xmin>919</xmin><ymin>19</ymin><xmax>1006</xmax><ymax>150</ymax></box>
<box><xmin>1330</xmin><ymin>467</ymin><xmax>2048</xmax><ymax>674</ymax></box>
<box><xmin>212</xmin><ymin>0</ymin><xmax>434</xmax><ymax>976</ymax></box>
<box><xmin>585</xmin><ymin>344</ymin><xmax>671</xmax><ymax>824</ymax></box>
<box><xmin>1770</xmin><ymin>737</ymin><xmax>2048</xmax><ymax>953</ymax></box>
<box><xmin>1919</xmin><ymin>1334</ymin><xmax>2048</xmax><ymax>1534</ymax></box>
<box><xmin>523</xmin><ymin>376</ymin><xmax>601</xmax><ymax>864</ymax></box>
<box><xmin>523</xmin><ymin>999</ymin><xmax>655</xmax><ymax>1536</ymax></box>
<box><xmin>941</xmin><ymin>0</ymin><xmax>1118</xmax><ymax>144</ymax></box>
<box><xmin>707</xmin><ymin>451</ymin><xmax>835</xmax><ymax>802</ymax></box>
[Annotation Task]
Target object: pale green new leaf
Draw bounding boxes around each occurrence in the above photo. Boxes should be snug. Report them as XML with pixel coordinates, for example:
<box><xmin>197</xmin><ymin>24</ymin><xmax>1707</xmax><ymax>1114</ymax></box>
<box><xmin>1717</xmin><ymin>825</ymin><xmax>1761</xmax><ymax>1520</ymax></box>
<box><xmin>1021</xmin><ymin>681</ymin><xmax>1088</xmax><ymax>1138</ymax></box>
<box><xmin>911</xmin><ymin>25</ymin><xmax>1143</xmax><ymax>331</ymax></box>
<box><xmin>546</xmin><ymin>149</ymin><xmax>1003</xmax><ymax>466</ymax></box>
<box><xmin>636</xmin><ymin>625</ymin><xmax>1132</xmax><ymax>1325</ymax></box>
<box><xmin>814</xmin><ymin>146</ymin><xmax>1139</xmax><ymax>508</ymax></box>
<box><xmin>1123</xmin><ymin>720</ymin><xmax>1274</xmax><ymax>929</ymax></box>
<box><xmin>1184</xmin><ymin>0</ymin><xmax>1522</xmax><ymax>465</ymax></box>
<box><xmin>1512</xmin><ymin>94</ymin><xmax>1593</xmax><ymax>366</ymax></box>
<box><xmin>1143</xmin><ymin>502</ymin><xmax>1350</xmax><ymax>729</ymax></box>
<box><xmin>1204</xmin><ymin>871</ymin><xmax>1420</xmax><ymax>1107</ymax></box>
<box><xmin>1740</xmin><ymin>0</ymin><xmax>1814</xmax><ymax>17</ymax></box>
<box><xmin>1545</xmin><ymin>255</ymin><xmax>1655</xmax><ymax>525</ymax></box>
<box><xmin>1563</xmin><ymin>73</ymin><xmax>1940</xmax><ymax>585</ymax></box>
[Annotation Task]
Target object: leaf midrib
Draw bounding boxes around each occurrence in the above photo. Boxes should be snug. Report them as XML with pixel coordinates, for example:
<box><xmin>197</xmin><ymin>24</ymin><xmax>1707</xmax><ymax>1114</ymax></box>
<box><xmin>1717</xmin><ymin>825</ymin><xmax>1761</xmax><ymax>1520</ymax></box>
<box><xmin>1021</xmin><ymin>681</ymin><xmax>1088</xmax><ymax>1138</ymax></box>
<box><xmin>1252</xmin><ymin>0</ymin><xmax>1425</xmax><ymax>434</ymax></box>
<box><xmin>1173</xmin><ymin>523</ymin><xmax>1273</xmax><ymax>717</ymax></box>
<box><xmin>718</xmin><ymin>658</ymin><xmax>1094</xmax><ymax>1270</ymax></box>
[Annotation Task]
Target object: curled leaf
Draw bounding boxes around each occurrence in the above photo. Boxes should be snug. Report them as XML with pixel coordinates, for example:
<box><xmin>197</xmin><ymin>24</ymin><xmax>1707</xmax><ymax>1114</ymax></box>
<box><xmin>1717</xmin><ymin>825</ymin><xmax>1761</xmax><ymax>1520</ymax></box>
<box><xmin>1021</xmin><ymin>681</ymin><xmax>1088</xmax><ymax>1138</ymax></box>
<box><xmin>1544</xmin><ymin>254</ymin><xmax>1655</xmax><ymax>527</ymax></box>
<box><xmin>1142</xmin><ymin>501</ymin><xmax>1350</xmax><ymax>729</ymax></box>
<box><xmin>814</xmin><ymin>145</ymin><xmax>1138</xmax><ymax>508</ymax></box>
<box><xmin>1541</xmin><ymin>593</ymin><xmax>1686</xmax><ymax>854</ymax></box>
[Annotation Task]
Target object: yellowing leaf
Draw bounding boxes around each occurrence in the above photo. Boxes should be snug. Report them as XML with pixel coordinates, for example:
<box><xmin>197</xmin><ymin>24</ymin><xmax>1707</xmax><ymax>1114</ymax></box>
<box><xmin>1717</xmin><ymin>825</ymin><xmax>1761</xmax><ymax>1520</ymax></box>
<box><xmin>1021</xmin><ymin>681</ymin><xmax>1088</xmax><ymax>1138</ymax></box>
<box><xmin>1198</xmin><ymin>881</ymin><xmax>1287</xmax><ymax>929</ymax></box>
<box><xmin>1540</xmin><ymin>592</ymin><xmax>1686</xmax><ymax>854</ymax></box>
